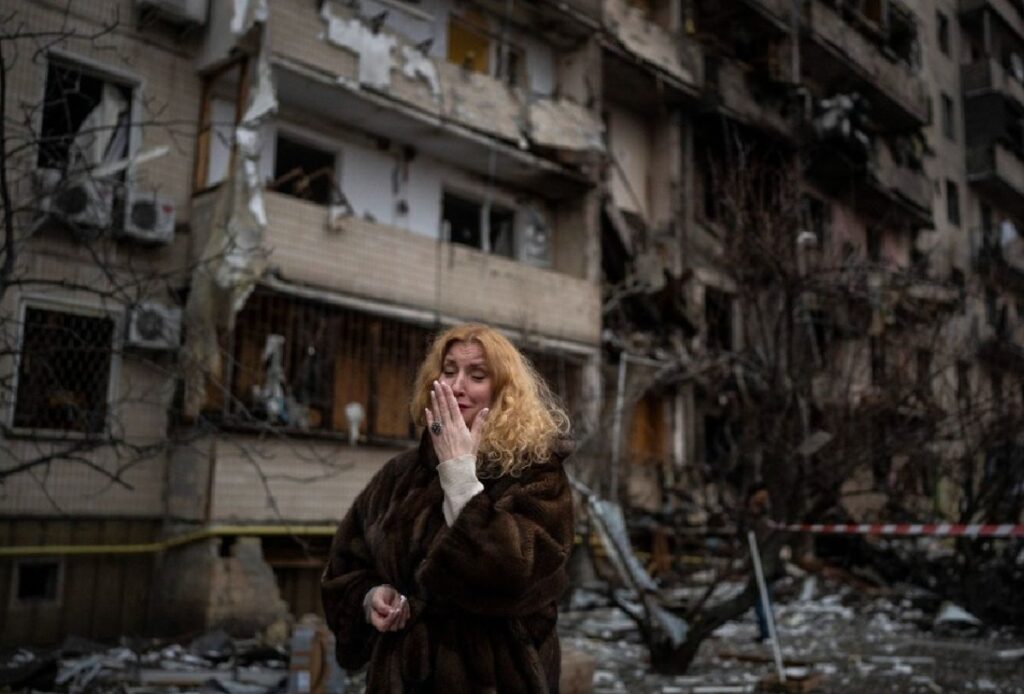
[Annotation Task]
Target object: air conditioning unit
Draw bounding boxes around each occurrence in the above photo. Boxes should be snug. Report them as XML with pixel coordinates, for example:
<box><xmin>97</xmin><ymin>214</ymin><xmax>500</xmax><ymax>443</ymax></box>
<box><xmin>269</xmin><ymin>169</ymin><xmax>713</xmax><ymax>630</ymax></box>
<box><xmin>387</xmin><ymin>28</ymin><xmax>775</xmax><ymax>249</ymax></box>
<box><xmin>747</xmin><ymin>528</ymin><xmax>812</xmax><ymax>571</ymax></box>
<box><xmin>120</xmin><ymin>188</ymin><xmax>176</xmax><ymax>245</ymax></box>
<box><xmin>127</xmin><ymin>302</ymin><xmax>182</xmax><ymax>350</ymax></box>
<box><xmin>135</xmin><ymin>0</ymin><xmax>208</xmax><ymax>25</ymax></box>
<box><xmin>34</xmin><ymin>168</ymin><xmax>115</xmax><ymax>230</ymax></box>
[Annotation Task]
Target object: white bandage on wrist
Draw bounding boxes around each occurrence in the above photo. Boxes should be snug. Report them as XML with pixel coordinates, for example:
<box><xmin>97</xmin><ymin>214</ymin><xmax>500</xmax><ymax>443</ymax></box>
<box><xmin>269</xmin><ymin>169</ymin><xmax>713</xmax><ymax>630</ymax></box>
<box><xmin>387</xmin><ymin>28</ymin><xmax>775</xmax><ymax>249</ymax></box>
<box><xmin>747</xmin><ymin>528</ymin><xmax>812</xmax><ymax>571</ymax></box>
<box><xmin>437</xmin><ymin>453</ymin><xmax>484</xmax><ymax>525</ymax></box>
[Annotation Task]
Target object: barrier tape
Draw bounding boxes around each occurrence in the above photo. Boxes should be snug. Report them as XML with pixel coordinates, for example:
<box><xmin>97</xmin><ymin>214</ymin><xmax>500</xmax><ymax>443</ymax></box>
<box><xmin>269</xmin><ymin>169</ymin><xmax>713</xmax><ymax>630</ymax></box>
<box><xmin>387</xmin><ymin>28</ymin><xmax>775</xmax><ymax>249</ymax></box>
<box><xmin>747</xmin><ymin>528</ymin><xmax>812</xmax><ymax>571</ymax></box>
<box><xmin>772</xmin><ymin>522</ymin><xmax>1024</xmax><ymax>538</ymax></box>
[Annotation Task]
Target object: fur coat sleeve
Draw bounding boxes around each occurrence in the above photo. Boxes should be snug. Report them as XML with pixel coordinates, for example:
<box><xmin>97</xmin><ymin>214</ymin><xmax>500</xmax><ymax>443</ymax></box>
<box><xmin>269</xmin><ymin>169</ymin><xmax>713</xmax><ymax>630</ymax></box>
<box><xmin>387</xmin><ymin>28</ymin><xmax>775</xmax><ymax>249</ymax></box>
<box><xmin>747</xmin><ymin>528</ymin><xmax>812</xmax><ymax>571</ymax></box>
<box><xmin>416</xmin><ymin>455</ymin><xmax>574</xmax><ymax>618</ymax></box>
<box><xmin>320</xmin><ymin>463</ymin><xmax>395</xmax><ymax>670</ymax></box>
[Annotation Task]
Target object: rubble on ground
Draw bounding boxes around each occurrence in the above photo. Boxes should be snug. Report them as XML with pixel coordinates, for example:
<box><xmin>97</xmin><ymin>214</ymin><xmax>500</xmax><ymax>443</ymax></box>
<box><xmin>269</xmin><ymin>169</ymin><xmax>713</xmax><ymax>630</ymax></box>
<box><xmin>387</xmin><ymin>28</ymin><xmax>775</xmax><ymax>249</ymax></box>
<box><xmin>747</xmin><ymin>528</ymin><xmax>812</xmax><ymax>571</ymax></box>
<box><xmin>559</xmin><ymin>573</ymin><xmax>1024</xmax><ymax>693</ymax></box>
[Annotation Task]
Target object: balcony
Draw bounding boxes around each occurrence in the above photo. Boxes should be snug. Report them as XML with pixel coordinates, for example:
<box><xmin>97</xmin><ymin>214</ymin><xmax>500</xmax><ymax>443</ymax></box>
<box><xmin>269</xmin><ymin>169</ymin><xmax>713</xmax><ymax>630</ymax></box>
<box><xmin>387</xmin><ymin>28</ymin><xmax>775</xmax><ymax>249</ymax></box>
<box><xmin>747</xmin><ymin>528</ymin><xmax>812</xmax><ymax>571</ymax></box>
<box><xmin>802</xmin><ymin>0</ymin><xmax>929</xmax><ymax>129</ymax></box>
<box><xmin>704</xmin><ymin>58</ymin><xmax>798</xmax><ymax>138</ymax></box>
<box><xmin>963</xmin><ymin>59</ymin><xmax>1024</xmax><ymax>111</ymax></box>
<box><xmin>866</xmin><ymin>149</ymin><xmax>933</xmax><ymax>228</ymax></box>
<box><xmin>967</xmin><ymin>144</ymin><xmax>1024</xmax><ymax>217</ymax></box>
<box><xmin>975</xmin><ymin>240</ymin><xmax>1024</xmax><ymax>293</ymax></box>
<box><xmin>600</xmin><ymin>0</ymin><xmax>703</xmax><ymax>104</ymax></box>
<box><xmin>223</xmin><ymin>192</ymin><xmax>602</xmax><ymax>346</ymax></box>
<box><xmin>959</xmin><ymin>0</ymin><xmax>1024</xmax><ymax>43</ymax></box>
<box><xmin>265</xmin><ymin>2</ymin><xmax>603</xmax><ymax>196</ymax></box>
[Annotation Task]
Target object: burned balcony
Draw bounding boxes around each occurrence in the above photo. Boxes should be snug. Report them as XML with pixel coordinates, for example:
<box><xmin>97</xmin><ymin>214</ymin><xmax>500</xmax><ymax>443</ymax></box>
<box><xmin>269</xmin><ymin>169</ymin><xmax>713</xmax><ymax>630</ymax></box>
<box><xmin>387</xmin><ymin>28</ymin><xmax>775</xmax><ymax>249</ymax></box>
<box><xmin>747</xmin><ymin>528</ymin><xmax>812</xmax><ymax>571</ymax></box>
<box><xmin>975</xmin><ymin>231</ymin><xmax>1024</xmax><ymax>294</ymax></box>
<box><xmin>809</xmin><ymin>99</ymin><xmax>931</xmax><ymax>229</ymax></box>
<box><xmin>959</xmin><ymin>0</ymin><xmax>1024</xmax><ymax>43</ymax></box>
<box><xmin>601</xmin><ymin>0</ymin><xmax>703</xmax><ymax>107</ymax></box>
<box><xmin>801</xmin><ymin>0</ymin><xmax>929</xmax><ymax>130</ymax></box>
<box><xmin>963</xmin><ymin>59</ymin><xmax>1024</xmax><ymax>112</ymax></box>
<box><xmin>968</xmin><ymin>144</ymin><xmax>1024</xmax><ymax>217</ymax></box>
<box><xmin>257</xmin><ymin>1</ymin><xmax>603</xmax><ymax>194</ymax></box>
<box><xmin>703</xmin><ymin>57</ymin><xmax>799</xmax><ymax>139</ymax></box>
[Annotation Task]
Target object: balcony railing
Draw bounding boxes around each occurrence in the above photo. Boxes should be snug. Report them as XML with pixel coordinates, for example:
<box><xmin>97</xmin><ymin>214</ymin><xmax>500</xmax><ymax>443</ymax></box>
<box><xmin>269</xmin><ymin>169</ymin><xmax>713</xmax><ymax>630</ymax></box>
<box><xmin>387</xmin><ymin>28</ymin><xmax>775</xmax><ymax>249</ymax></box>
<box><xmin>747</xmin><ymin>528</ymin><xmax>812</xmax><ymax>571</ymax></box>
<box><xmin>868</xmin><ymin>152</ymin><xmax>931</xmax><ymax>224</ymax></box>
<box><xmin>962</xmin><ymin>59</ymin><xmax>1024</xmax><ymax>109</ymax></box>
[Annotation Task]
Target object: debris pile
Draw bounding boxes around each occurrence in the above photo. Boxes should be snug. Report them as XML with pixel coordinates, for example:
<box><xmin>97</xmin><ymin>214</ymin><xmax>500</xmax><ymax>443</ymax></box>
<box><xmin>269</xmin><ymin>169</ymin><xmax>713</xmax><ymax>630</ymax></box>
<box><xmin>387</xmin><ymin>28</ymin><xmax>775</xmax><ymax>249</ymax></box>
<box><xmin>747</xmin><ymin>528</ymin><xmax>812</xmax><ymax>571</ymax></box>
<box><xmin>0</xmin><ymin>617</ymin><xmax>344</xmax><ymax>693</ymax></box>
<box><xmin>559</xmin><ymin>571</ymin><xmax>1024</xmax><ymax>693</ymax></box>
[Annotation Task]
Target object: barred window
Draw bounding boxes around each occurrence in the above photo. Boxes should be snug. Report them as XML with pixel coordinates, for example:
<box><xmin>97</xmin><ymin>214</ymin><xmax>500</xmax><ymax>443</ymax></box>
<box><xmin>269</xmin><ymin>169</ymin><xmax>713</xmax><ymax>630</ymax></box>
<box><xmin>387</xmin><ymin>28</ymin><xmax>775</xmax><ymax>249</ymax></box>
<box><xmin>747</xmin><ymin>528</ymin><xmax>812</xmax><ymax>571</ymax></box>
<box><xmin>220</xmin><ymin>293</ymin><xmax>432</xmax><ymax>440</ymax></box>
<box><xmin>13</xmin><ymin>307</ymin><xmax>116</xmax><ymax>434</ymax></box>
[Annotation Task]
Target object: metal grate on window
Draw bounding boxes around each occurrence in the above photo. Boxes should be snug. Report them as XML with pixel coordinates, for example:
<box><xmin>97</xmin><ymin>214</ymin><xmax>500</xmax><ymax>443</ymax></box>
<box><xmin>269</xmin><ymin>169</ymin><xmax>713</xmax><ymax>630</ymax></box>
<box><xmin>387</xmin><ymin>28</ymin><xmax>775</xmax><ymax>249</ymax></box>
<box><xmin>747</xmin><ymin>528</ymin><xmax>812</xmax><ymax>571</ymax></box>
<box><xmin>223</xmin><ymin>293</ymin><xmax>432</xmax><ymax>439</ymax></box>
<box><xmin>13</xmin><ymin>307</ymin><xmax>116</xmax><ymax>434</ymax></box>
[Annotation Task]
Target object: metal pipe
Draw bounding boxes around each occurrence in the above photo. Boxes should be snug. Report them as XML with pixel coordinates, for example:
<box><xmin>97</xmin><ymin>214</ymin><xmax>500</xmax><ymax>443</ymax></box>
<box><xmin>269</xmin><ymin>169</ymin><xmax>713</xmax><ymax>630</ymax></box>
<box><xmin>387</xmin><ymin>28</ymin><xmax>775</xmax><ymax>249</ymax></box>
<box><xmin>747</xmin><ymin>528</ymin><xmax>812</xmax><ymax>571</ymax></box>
<box><xmin>748</xmin><ymin>530</ymin><xmax>786</xmax><ymax>682</ymax></box>
<box><xmin>0</xmin><ymin>524</ymin><xmax>338</xmax><ymax>558</ymax></box>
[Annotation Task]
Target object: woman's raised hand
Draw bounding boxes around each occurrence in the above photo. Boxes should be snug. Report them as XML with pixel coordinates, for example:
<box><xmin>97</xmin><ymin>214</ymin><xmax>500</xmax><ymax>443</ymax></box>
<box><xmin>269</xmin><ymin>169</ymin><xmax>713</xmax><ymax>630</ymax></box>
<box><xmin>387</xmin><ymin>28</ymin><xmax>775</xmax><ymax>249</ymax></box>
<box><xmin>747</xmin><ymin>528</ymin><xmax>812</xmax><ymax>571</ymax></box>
<box><xmin>425</xmin><ymin>380</ymin><xmax>488</xmax><ymax>462</ymax></box>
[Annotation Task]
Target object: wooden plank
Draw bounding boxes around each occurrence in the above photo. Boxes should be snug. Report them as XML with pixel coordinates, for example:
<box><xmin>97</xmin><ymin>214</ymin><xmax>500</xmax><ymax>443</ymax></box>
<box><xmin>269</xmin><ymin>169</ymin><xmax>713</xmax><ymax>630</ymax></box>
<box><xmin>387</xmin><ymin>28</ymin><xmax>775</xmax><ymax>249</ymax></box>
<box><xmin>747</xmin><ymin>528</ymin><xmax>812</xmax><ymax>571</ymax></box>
<box><xmin>62</xmin><ymin>521</ymin><xmax>102</xmax><ymax>640</ymax></box>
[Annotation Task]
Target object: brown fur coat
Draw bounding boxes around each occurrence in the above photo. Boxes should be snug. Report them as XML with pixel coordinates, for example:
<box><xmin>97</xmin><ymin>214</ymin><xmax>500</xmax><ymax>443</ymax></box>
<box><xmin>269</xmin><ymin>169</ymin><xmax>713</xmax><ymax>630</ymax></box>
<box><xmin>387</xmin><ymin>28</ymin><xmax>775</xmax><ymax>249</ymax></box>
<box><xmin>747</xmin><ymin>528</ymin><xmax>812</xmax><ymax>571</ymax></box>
<box><xmin>321</xmin><ymin>432</ymin><xmax>575</xmax><ymax>693</ymax></box>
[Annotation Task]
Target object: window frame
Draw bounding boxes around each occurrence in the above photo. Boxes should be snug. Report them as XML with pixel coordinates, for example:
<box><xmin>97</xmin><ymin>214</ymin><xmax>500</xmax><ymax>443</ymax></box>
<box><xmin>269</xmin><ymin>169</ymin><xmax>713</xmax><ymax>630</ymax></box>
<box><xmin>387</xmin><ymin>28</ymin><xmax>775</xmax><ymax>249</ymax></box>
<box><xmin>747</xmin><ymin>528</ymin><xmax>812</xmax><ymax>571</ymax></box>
<box><xmin>440</xmin><ymin>185</ymin><xmax>518</xmax><ymax>258</ymax></box>
<box><xmin>936</xmin><ymin>11</ymin><xmax>950</xmax><ymax>57</ymax></box>
<box><xmin>946</xmin><ymin>178</ymin><xmax>961</xmax><ymax>226</ymax></box>
<box><xmin>38</xmin><ymin>51</ymin><xmax>142</xmax><ymax>179</ymax></box>
<box><xmin>268</xmin><ymin>124</ymin><xmax>342</xmax><ymax>206</ymax></box>
<box><xmin>8</xmin><ymin>558</ymin><xmax>65</xmax><ymax>610</ymax></box>
<box><xmin>940</xmin><ymin>92</ymin><xmax>956</xmax><ymax>142</ymax></box>
<box><xmin>7</xmin><ymin>298</ymin><xmax>122</xmax><ymax>439</ymax></box>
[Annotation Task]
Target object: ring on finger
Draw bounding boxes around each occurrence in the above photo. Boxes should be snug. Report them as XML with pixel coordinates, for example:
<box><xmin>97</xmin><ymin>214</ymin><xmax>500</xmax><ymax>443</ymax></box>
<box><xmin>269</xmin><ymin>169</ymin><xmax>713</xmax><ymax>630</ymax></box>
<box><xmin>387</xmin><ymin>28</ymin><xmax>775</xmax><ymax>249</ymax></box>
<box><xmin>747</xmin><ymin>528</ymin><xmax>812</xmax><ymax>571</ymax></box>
<box><xmin>430</xmin><ymin>421</ymin><xmax>442</xmax><ymax>435</ymax></box>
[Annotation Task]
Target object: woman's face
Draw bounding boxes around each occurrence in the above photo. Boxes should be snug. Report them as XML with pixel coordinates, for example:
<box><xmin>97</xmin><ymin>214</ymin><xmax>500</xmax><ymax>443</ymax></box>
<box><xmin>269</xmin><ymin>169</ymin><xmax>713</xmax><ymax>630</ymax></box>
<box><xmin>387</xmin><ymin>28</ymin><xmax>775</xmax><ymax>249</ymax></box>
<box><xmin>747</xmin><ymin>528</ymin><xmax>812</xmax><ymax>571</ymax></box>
<box><xmin>439</xmin><ymin>340</ymin><xmax>494</xmax><ymax>427</ymax></box>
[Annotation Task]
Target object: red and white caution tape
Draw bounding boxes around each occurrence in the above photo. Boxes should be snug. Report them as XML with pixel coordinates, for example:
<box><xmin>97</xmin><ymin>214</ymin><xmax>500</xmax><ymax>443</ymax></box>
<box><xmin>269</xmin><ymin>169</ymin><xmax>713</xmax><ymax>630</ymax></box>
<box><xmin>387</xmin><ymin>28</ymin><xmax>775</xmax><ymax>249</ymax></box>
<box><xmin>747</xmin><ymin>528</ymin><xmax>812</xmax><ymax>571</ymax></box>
<box><xmin>773</xmin><ymin>522</ymin><xmax>1024</xmax><ymax>538</ymax></box>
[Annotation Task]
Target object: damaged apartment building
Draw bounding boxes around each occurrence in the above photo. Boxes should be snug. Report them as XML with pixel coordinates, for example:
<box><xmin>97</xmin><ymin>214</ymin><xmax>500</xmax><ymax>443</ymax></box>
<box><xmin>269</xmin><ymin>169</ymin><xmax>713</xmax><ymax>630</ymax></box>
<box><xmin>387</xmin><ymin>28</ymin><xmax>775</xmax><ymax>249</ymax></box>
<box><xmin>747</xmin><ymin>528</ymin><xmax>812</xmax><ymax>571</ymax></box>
<box><xmin>2</xmin><ymin>0</ymin><xmax>1023</xmax><ymax>644</ymax></box>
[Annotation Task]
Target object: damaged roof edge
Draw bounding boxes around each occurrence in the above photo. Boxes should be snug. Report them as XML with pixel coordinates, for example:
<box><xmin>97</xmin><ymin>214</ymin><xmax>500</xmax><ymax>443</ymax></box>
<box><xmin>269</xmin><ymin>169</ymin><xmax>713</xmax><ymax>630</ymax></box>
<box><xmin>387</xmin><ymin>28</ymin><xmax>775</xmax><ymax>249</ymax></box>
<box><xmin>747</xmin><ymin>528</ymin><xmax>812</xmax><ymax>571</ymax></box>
<box><xmin>261</xmin><ymin>274</ymin><xmax>601</xmax><ymax>356</ymax></box>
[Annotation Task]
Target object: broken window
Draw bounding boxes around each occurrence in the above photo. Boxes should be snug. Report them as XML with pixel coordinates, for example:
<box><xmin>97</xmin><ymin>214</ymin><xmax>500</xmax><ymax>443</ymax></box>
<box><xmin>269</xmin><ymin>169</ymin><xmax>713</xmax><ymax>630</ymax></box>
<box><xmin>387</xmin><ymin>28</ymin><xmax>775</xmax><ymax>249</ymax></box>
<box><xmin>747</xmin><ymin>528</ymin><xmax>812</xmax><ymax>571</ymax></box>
<box><xmin>801</xmin><ymin>195</ymin><xmax>829</xmax><ymax>248</ymax></box>
<box><xmin>38</xmin><ymin>61</ymin><xmax>132</xmax><ymax>175</ymax></box>
<box><xmin>941</xmin><ymin>93</ymin><xmax>956</xmax><ymax>142</ymax></box>
<box><xmin>936</xmin><ymin>11</ymin><xmax>950</xmax><ymax>56</ymax></box>
<box><xmin>946</xmin><ymin>179</ymin><xmax>960</xmax><ymax>226</ymax></box>
<box><xmin>13</xmin><ymin>560</ymin><xmax>62</xmax><ymax>605</ymax></box>
<box><xmin>271</xmin><ymin>133</ymin><xmax>337</xmax><ymax>206</ymax></box>
<box><xmin>704</xmin><ymin>287</ymin><xmax>734</xmax><ymax>352</ymax></box>
<box><xmin>700</xmin><ymin>156</ymin><xmax>718</xmax><ymax>223</ymax></box>
<box><xmin>447</xmin><ymin>13</ymin><xmax>491</xmax><ymax>74</ymax></box>
<box><xmin>441</xmin><ymin>191</ymin><xmax>515</xmax><ymax>258</ymax></box>
<box><xmin>13</xmin><ymin>306</ymin><xmax>116</xmax><ymax>434</ymax></box>
<box><xmin>446</xmin><ymin>12</ymin><xmax>525</xmax><ymax>87</ymax></box>
<box><xmin>195</xmin><ymin>58</ymin><xmax>248</xmax><ymax>191</ymax></box>
<box><xmin>221</xmin><ymin>292</ymin><xmax>431</xmax><ymax>440</ymax></box>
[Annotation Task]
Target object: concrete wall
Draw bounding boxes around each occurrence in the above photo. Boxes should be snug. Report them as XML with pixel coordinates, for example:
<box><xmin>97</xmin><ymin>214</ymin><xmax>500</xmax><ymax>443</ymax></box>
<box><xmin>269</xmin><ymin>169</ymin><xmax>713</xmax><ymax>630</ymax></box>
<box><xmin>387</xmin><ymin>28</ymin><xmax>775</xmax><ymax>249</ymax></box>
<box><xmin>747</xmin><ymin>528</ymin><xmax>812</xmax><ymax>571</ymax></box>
<box><xmin>208</xmin><ymin>435</ymin><xmax>402</xmax><ymax>523</ymax></box>
<box><xmin>608</xmin><ymin>104</ymin><xmax>651</xmax><ymax>220</ymax></box>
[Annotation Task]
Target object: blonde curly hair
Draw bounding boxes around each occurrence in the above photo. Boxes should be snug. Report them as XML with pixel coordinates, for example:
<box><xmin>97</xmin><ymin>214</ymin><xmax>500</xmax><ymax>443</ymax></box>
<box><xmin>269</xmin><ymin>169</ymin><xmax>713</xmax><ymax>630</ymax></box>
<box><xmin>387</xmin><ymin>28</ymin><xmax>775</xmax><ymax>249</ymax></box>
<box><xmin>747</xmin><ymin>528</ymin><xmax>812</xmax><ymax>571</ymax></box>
<box><xmin>410</xmin><ymin>324</ymin><xmax>570</xmax><ymax>477</ymax></box>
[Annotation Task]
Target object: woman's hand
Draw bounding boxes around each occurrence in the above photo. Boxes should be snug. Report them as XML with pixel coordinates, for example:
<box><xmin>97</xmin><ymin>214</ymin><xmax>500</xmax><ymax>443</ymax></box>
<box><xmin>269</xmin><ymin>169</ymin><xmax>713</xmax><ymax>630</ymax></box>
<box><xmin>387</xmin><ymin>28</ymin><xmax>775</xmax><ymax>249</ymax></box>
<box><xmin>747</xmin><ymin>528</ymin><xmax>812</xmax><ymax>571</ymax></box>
<box><xmin>367</xmin><ymin>585</ymin><xmax>409</xmax><ymax>632</ymax></box>
<box><xmin>425</xmin><ymin>380</ymin><xmax>488</xmax><ymax>462</ymax></box>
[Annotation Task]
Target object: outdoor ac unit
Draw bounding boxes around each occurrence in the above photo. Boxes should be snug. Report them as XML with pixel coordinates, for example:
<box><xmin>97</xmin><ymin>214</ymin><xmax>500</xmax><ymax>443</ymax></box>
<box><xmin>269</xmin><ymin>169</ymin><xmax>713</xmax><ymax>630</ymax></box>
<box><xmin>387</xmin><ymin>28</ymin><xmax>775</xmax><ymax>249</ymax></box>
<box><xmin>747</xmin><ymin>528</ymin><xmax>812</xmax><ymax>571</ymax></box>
<box><xmin>34</xmin><ymin>168</ymin><xmax>115</xmax><ymax>230</ymax></box>
<box><xmin>127</xmin><ymin>302</ymin><xmax>182</xmax><ymax>350</ymax></box>
<box><xmin>135</xmin><ymin>0</ymin><xmax>208</xmax><ymax>25</ymax></box>
<box><xmin>120</xmin><ymin>188</ymin><xmax>176</xmax><ymax>245</ymax></box>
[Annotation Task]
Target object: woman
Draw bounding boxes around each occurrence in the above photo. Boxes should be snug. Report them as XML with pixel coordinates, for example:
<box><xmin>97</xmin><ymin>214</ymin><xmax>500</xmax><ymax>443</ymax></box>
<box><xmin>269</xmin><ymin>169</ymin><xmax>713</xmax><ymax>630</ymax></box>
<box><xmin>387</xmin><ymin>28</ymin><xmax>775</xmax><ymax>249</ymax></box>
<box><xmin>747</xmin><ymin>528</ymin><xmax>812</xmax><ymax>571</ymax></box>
<box><xmin>321</xmin><ymin>323</ymin><xmax>575</xmax><ymax>692</ymax></box>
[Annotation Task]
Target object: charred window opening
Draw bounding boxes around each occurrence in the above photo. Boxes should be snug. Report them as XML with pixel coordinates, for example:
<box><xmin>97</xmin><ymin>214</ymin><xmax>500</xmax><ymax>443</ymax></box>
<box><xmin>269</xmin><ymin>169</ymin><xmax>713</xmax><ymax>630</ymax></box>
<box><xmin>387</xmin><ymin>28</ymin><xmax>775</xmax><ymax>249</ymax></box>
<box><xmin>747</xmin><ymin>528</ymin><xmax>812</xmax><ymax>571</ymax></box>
<box><xmin>946</xmin><ymin>179</ymin><xmax>960</xmax><ymax>226</ymax></box>
<box><xmin>700</xmin><ymin>156</ymin><xmax>718</xmax><ymax>223</ymax></box>
<box><xmin>271</xmin><ymin>134</ymin><xmax>337</xmax><ymax>206</ymax></box>
<box><xmin>13</xmin><ymin>307</ymin><xmax>116</xmax><ymax>434</ymax></box>
<box><xmin>218</xmin><ymin>293</ymin><xmax>431</xmax><ymax>440</ymax></box>
<box><xmin>14</xmin><ymin>560</ymin><xmax>62</xmax><ymax>605</ymax></box>
<box><xmin>936</xmin><ymin>11</ymin><xmax>950</xmax><ymax>56</ymax></box>
<box><xmin>441</xmin><ymin>191</ymin><xmax>515</xmax><ymax>258</ymax></box>
<box><xmin>801</xmin><ymin>195</ymin><xmax>829</xmax><ymax>248</ymax></box>
<box><xmin>941</xmin><ymin>93</ymin><xmax>956</xmax><ymax>142</ymax></box>
<box><xmin>704</xmin><ymin>287</ymin><xmax>734</xmax><ymax>352</ymax></box>
<box><xmin>38</xmin><ymin>62</ymin><xmax>132</xmax><ymax>174</ymax></box>
<box><xmin>703</xmin><ymin>413</ymin><xmax>729</xmax><ymax>466</ymax></box>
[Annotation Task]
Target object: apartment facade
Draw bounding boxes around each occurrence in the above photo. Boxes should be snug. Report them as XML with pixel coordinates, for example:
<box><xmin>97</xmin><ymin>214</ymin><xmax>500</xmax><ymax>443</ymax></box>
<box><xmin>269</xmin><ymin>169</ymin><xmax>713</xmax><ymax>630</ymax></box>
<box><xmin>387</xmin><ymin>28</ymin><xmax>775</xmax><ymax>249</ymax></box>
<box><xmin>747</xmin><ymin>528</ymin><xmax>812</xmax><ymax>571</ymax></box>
<box><xmin>1</xmin><ymin>0</ymin><xmax>1021</xmax><ymax>645</ymax></box>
